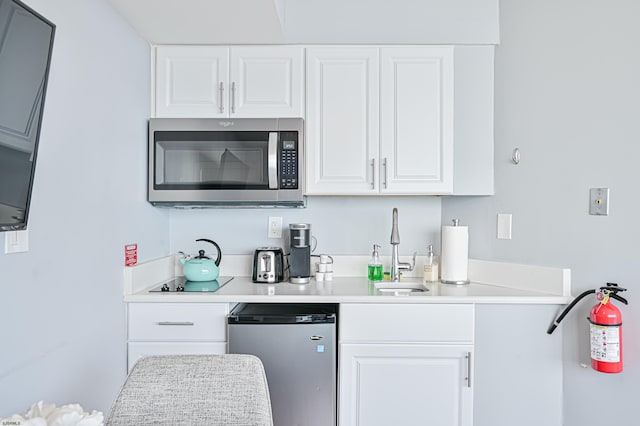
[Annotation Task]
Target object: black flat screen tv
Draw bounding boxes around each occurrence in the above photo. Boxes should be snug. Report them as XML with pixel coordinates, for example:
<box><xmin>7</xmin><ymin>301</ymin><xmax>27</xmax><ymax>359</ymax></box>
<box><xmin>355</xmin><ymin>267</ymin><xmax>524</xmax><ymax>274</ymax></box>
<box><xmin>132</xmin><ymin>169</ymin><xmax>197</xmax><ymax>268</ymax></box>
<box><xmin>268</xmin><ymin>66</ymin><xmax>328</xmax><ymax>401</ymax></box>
<box><xmin>0</xmin><ymin>0</ymin><xmax>55</xmax><ymax>231</ymax></box>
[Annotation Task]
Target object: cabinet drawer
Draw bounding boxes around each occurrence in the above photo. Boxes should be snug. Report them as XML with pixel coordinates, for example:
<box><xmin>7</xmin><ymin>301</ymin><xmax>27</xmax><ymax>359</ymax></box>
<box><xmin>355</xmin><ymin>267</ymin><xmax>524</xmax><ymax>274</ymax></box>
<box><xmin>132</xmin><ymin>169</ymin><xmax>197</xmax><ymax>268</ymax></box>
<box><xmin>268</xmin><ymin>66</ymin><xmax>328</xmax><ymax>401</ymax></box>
<box><xmin>128</xmin><ymin>303</ymin><xmax>229</xmax><ymax>341</ymax></box>
<box><xmin>128</xmin><ymin>341</ymin><xmax>226</xmax><ymax>372</ymax></box>
<box><xmin>340</xmin><ymin>304</ymin><xmax>474</xmax><ymax>343</ymax></box>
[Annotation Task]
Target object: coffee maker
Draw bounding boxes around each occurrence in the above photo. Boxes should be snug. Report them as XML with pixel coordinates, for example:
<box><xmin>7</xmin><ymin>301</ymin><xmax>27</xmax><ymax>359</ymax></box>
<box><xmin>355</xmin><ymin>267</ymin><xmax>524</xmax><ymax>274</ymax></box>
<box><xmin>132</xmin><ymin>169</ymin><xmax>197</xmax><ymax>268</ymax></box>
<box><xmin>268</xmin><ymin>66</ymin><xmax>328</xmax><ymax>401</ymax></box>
<box><xmin>288</xmin><ymin>223</ymin><xmax>311</xmax><ymax>284</ymax></box>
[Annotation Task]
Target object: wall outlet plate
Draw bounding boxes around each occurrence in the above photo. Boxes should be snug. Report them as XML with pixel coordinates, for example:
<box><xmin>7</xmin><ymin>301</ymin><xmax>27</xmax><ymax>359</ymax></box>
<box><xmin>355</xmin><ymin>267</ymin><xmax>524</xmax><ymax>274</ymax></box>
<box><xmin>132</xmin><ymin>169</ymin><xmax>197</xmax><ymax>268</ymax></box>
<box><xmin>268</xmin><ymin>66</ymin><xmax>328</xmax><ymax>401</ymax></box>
<box><xmin>4</xmin><ymin>229</ymin><xmax>29</xmax><ymax>254</ymax></box>
<box><xmin>497</xmin><ymin>213</ymin><xmax>512</xmax><ymax>239</ymax></box>
<box><xmin>268</xmin><ymin>216</ymin><xmax>283</xmax><ymax>238</ymax></box>
<box><xmin>589</xmin><ymin>188</ymin><xmax>609</xmax><ymax>216</ymax></box>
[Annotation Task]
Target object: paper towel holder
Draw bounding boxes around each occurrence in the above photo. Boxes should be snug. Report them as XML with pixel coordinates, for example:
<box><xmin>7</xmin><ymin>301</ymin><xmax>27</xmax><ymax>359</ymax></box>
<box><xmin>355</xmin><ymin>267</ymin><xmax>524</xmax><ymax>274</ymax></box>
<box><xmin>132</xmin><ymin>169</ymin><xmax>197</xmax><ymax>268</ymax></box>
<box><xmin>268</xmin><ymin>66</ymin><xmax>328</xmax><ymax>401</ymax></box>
<box><xmin>441</xmin><ymin>218</ymin><xmax>470</xmax><ymax>285</ymax></box>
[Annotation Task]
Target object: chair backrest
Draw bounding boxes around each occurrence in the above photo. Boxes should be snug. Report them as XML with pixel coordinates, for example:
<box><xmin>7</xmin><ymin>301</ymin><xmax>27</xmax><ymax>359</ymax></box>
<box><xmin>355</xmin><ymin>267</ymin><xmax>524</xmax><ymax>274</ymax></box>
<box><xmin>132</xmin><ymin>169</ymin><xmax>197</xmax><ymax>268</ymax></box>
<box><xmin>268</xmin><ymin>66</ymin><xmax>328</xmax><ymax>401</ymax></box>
<box><xmin>106</xmin><ymin>354</ymin><xmax>273</xmax><ymax>426</ymax></box>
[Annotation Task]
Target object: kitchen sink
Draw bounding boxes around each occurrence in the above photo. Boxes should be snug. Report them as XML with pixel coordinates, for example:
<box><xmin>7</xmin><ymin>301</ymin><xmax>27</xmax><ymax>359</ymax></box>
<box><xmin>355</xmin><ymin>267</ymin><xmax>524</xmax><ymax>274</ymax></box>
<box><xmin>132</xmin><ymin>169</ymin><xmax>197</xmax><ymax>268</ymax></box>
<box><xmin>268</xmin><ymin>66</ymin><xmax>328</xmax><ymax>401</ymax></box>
<box><xmin>373</xmin><ymin>281</ymin><xmax>429</xmax><ymax>294</ymax></box>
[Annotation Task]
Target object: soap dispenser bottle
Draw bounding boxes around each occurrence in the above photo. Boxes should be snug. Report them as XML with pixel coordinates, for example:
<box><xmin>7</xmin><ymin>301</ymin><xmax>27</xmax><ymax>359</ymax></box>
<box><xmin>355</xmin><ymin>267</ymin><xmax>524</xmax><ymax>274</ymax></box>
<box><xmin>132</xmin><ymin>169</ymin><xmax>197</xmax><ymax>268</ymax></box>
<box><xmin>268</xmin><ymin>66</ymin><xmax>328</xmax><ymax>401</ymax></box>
<box><xmin>423</xmin><ymin>244</ymin><xmax>439</xmax><ymax>283</ymax></box>
<box><xmin>368</xmin><ymin>244</ymin><xmax>383</xmax><ymax>282</ymax></box>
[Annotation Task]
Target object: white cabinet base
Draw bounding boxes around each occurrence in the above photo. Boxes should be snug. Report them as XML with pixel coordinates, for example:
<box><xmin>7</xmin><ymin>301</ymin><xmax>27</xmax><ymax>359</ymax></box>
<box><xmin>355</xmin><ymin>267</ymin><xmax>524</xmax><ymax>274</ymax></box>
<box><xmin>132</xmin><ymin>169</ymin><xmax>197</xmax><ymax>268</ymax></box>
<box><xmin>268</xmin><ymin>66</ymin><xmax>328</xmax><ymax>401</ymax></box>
<box><xmin>127</xmin><ymin>302</ymin><xmax>230</xmax><ymax>372</ymax></box>
<box><xmin>340</xmin><ymin>343</ymin><xmax>473</xmax><ymax>426</ymax></box>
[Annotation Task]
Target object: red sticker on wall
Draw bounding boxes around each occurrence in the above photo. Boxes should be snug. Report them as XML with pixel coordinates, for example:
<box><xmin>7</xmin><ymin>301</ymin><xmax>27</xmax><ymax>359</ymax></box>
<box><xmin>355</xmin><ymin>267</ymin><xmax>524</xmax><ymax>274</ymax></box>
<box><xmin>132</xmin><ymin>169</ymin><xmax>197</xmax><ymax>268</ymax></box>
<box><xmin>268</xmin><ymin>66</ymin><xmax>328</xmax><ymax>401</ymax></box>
<box><xmin>125</xmin><ymin>243</ymin><xmax>138</xmax><ymax>267</ymax></box>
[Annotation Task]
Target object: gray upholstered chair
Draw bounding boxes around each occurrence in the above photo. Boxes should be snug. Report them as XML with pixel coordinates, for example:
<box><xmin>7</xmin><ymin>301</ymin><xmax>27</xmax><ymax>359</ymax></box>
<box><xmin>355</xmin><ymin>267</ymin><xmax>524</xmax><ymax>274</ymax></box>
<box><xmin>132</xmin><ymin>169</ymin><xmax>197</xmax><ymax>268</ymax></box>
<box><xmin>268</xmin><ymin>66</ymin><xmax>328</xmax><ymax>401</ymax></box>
<box><xmin>106</xmin><ymin>354</ymin><xmax>273</xmax><ymax>426</ymax></box>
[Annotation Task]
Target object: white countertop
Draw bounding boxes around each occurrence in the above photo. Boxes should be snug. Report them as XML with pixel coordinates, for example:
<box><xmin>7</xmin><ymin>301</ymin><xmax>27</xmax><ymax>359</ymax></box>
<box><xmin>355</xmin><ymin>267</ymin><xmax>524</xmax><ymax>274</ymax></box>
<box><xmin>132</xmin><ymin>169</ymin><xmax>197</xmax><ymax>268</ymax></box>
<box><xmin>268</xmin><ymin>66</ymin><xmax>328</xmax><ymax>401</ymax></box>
<box><xmin>123</xmin><ymin>255</ymin><xmax>573</xmax><ymax>304</ymax></box>
<box><xmin>125</xmin><ymin>276</ymin><xmax>570</xmax><ymax>304</ymax></box>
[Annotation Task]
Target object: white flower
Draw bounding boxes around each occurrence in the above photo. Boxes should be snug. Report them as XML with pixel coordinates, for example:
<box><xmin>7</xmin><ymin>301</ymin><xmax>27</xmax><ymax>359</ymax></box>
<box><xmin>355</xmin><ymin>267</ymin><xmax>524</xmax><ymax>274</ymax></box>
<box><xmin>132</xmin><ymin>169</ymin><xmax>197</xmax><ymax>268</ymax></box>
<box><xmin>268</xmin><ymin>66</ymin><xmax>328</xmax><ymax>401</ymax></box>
<box><xmin>0</xmin><ymin>401</ymin><xmax>103</xmax><ymax>426</ymax></box>
<box><xmin>46</xmin><ymin>404</ymin><xmax>104</xmax><ymax>426</ymax></box>
<box><xmin>23</xmin><ymin>401</ymin><xmax>56</xmax><ymax>420</ymax></box>
<box><xmin>48</xmin><ymin>405</ymin><xmax>103</xmax><ymax>426</ymax></box>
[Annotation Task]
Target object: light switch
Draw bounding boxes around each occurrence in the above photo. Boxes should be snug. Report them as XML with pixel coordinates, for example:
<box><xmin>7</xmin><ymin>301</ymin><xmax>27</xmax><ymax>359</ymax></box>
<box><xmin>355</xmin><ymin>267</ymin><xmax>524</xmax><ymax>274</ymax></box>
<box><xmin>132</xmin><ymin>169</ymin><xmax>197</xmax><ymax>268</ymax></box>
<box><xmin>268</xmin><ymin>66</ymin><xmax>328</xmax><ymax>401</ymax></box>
<box><xmin>4</xmin><ymin>229</ymin><xmax>29</xmax><ymax>254</ymax></box>
<box><xmin>497</xmin><ymin>214</ymin><xmax>512</xmax><ymax>240</ymax></box>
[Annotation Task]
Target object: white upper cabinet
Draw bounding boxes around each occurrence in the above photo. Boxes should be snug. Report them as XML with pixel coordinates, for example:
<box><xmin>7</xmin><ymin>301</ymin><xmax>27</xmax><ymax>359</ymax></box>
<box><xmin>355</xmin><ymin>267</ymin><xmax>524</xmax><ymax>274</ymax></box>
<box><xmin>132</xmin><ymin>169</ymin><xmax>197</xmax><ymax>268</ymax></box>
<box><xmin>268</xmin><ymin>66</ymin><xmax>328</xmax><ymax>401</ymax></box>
<box><xmin>306</xmin><ymin>46</ymin><xmax>453</xmax><ymax>195</ymax></box>
<box><xmin>380</xmin><ymin>47</ymin><xmax>453</xmax><ymax>194</ymax></box>
<box><xmin>154</xmin><ymin>46</ymin><xmax>304</xmax><ymax>118</ymax></box>
<box><xmin>230</xmin><ymin>47</ymin><xmax>304</xmax><ymax>117</ymax></box>
<box><xmin>306</xmin><ymin>47</ymin><xmax>380</xmax><ymax>194</ymax></box>
<box><xmin>155</xmin><ymin>46</ymin><xmax>227</xmax><ymax>117</ymax></box>
<box><xmin>152</xmin><ymin>44</ymin><xmax>493</xmax><ymax>196</ymax></box>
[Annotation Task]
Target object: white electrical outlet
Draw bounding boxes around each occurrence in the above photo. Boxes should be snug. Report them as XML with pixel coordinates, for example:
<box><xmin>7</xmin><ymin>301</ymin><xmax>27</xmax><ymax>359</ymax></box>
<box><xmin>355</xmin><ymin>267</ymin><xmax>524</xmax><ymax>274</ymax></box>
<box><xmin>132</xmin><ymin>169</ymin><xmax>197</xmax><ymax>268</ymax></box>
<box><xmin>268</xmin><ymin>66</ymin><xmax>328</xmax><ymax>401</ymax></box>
<box><xmin>4</xmin><ymin>229</ymin><xmax>29</xmax><ymax>254</ymax></box>
<box><xmin>268</xmin><ymin>216</ymin><xmax>283</xmax><ymax>238</ymax></box>
<box><xmin>497</xmin><ymin>214</ymin><xmax>512</xmax><ymax>240</ymax></box>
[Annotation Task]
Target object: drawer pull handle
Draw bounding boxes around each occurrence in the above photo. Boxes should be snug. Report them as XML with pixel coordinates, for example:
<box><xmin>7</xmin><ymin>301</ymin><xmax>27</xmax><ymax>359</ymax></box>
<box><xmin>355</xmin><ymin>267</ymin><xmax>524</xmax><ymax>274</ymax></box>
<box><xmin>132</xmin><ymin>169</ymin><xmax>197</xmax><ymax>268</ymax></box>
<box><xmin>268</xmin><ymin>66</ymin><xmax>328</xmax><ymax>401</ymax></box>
<box><xmin>157</xmin><ymin>321</ymin><xmax>195</xmax><ymax>326</ymax></box>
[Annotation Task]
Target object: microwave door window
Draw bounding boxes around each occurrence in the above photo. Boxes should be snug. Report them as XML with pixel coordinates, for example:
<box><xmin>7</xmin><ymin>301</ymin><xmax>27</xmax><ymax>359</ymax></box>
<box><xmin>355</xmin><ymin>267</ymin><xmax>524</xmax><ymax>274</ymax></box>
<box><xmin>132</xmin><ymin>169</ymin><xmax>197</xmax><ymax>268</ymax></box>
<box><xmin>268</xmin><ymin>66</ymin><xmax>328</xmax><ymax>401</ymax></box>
<box><xmin>154</xmin><ymin>133</ymin><xmax>270</xmax><ymax>190</ymax></box>
<box><xmin>218</xmin><ymin>148</ymin><xmax>249</xmax><ymax>185</ymax></box>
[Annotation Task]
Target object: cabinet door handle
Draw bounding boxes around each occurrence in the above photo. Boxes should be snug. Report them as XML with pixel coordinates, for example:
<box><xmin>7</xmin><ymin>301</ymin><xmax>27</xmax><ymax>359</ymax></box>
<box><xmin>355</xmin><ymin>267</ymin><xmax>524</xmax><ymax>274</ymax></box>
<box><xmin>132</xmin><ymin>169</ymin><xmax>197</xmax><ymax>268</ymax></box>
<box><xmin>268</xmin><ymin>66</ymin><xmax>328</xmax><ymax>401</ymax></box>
<box><xmin>219</xmin><ymin>82</ymin><xmax>224</xmax><ymax>114</ymax></box>
<box><xmin>382</xmin><ymin>157</ymin><xmax>388</xmax><ymax>189</ymax></box>
<box><xmin>370</xmin><ymin>159</ymin><xmax>375</xmax><ymax>189</ymax></box>
<box><xmin>466</xmin><ymin>352</ymin><xmax>472</xmax><ymax>388</ymax></box>
<box><xmin>231</xmin><ymin>82</ymin><xmax>236</xmax><ymax>114</ymax></box>
<box><xmin>157</xmin><ymin>321</ymin><xmax>195</xmax><ymax>326</ymax></box>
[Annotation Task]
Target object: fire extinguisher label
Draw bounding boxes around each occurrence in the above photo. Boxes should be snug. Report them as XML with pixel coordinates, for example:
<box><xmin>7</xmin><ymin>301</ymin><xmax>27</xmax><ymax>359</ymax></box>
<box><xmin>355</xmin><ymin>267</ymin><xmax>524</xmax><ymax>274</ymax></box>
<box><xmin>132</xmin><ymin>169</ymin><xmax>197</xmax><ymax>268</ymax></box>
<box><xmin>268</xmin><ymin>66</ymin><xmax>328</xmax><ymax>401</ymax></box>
<box><xmin>590</xmin><ymin>324</ymin><xmax>621</xmax><ymax>362</ymax></box>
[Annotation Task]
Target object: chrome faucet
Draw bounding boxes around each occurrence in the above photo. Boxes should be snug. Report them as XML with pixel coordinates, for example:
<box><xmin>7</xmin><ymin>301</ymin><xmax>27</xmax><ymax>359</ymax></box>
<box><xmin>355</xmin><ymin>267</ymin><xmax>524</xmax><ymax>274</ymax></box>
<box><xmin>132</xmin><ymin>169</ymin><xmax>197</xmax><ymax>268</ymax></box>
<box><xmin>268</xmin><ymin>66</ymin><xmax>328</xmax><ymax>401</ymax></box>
<box><xmin>390</xmin><ymin>208</ymin><xmax>416</xmax><ymax>282</ymax></box>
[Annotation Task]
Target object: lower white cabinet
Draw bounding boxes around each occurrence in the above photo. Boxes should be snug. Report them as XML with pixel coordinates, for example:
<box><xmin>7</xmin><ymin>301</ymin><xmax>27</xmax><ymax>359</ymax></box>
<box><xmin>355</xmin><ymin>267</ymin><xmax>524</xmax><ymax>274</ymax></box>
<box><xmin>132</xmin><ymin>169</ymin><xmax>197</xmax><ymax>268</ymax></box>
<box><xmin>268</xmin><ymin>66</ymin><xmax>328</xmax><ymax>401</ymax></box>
<box><xmin>127</xmin><ymin>302</ymin><xmax>230</xmax><ymax>371</ymax></box>
<box><xmin>339</xmin><ymin>304</ymin><xmax>474</xmax><ymax>426</ymax></box>
<box><xmin>340</xmin><ymin>344</ymin><xmax>472</xmax><ymax>426</ymax></box>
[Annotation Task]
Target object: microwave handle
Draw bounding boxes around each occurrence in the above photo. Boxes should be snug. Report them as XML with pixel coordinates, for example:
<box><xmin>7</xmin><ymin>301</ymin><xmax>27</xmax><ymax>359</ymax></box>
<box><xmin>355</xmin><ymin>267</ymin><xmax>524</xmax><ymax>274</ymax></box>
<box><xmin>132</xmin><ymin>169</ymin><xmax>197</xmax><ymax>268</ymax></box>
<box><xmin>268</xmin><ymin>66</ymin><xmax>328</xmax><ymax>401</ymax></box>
<box><xmin>268</xmin><ymin>132</ymin><xmax>278</xmax><ymax>189</ymax></box>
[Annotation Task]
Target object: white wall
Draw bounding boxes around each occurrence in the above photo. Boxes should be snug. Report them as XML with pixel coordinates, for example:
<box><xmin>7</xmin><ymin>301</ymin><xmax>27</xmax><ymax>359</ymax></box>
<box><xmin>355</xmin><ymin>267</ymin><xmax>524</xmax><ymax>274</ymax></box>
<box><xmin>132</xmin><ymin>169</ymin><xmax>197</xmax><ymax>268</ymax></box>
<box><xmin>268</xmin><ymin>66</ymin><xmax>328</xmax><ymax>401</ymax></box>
<box><xmin>279</xmin><ymin>0</ymin><xmax>499</xmax><ymax>44</ymax></box>
<box><xmin>443</xmin><ymin>0</ymin><xmax>640</xmax><ymax>424</ymax></box>
<box><xmin>0</xmin><ymin>0</ymin><xmax>168</xmax><ymax>417</ymax></box>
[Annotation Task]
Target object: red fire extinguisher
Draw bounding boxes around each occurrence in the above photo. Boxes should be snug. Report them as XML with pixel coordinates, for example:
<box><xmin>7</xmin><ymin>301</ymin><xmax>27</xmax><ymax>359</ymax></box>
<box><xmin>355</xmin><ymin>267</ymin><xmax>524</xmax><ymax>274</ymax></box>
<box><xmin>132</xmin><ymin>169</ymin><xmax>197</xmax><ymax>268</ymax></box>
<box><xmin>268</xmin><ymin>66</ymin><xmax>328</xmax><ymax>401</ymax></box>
<box><xmin>547</xmin><ymin>283</ymin><xmax>628</xmax><ymax>374</ymax></box>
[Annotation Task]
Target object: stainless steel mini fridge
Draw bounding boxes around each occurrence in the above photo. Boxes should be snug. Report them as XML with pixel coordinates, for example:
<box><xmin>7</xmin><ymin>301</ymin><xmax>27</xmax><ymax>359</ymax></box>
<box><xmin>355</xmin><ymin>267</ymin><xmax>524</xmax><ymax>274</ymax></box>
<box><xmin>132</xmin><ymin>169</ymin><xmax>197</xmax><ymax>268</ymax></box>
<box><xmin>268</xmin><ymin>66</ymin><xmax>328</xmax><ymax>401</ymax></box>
<box><xmin>228</xmin><ymin>303</ymin><xmax>338</xmax><ymax>426</ymax></box>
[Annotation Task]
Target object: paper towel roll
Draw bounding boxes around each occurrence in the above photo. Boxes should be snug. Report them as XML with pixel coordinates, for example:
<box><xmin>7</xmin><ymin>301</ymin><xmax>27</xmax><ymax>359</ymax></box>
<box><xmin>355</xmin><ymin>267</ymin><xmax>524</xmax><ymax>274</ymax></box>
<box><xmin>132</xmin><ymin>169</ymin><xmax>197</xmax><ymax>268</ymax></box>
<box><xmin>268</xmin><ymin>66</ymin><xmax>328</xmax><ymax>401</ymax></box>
<box><xmin>440</xmin><ymin>223</ymin><xmax>470</xmax><ymax>284</ymax></box>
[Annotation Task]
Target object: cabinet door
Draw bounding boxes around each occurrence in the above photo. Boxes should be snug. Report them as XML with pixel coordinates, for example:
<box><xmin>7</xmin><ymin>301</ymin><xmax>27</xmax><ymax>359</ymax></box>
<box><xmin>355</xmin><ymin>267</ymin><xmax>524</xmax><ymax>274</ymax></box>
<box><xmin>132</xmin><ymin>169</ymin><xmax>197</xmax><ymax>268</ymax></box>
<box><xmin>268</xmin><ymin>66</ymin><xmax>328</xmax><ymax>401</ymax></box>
<box><xmin>306</xmin><ymin>48</ymin><xmax>379</xmax><ymax>195</ymax></box>
<box><xmin>339</xmin><ymin>343</ymin><xmax>473</xmax><ymax>426</ymax></box>
<box><xmin>229</xmin><ymin>47</ymin><xmax>304</xmax><ymax>117</ymax></box>
<box><xmin>380</xmin><ymin>47</ymin><xmax>454</xmax><ymax>194</ymax></box>
<box><xmin>155</xmin><ymin>46</ymin><xmax>228</xmax><ymax>117</ymax></box>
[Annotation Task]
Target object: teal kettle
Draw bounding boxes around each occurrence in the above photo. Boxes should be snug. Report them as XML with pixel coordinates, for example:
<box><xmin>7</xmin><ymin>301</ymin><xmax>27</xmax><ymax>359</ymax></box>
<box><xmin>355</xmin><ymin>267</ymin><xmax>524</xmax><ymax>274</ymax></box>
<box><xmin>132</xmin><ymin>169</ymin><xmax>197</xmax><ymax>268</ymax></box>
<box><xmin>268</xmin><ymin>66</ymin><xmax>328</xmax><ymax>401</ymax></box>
<box><xmin>180</xmin><ymin>238</ymin><xmax>222</xmax><ymax>282</ymax></box>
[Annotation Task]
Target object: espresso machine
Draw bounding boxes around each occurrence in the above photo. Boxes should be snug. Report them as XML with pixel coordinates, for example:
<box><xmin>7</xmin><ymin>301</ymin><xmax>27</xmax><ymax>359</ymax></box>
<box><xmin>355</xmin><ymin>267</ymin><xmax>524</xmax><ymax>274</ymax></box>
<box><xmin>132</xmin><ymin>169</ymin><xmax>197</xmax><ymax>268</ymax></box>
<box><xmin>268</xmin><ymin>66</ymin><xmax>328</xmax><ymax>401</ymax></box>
<box><xmin>288</xmin><ymin>223</ymin><xmax>312</xmax><ymax>284</ymax></box>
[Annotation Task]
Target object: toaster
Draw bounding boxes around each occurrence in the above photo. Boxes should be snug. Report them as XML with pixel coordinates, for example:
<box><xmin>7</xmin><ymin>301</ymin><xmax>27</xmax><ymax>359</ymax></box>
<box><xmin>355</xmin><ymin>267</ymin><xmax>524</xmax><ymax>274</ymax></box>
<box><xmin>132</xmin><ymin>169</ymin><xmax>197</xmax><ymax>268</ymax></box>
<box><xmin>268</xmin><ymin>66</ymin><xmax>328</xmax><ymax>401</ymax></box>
<box><xmin>252</xmin><ymin>247</ymin><xmax>285</xmax><ymax>283</ymax></box>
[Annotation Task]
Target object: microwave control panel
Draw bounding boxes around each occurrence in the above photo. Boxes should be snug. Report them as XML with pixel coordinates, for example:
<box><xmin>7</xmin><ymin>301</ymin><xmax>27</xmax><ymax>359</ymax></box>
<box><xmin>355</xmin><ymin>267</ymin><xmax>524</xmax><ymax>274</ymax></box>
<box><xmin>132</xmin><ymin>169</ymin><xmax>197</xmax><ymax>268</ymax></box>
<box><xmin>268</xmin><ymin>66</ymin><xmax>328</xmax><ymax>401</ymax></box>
<box><xmin>279</xmin><ymin>134</ymin><xmax>298</xmax><ymax>189</ymax></box>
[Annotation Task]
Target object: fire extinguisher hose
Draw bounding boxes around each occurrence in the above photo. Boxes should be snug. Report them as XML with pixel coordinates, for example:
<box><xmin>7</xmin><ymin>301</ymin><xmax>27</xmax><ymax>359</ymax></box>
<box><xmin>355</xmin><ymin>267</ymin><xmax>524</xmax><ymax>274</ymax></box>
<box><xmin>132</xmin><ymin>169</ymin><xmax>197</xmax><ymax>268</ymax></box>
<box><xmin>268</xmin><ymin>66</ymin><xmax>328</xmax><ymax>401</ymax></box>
<box><xmin>547</xmin><ymin>284</ymin><xmax>628</xmax><ymax>335</ymax></box>
<box><xmin>547</xmin><ymin>289</ymin><xmax>595</xmax><ymax>334</ymax></box>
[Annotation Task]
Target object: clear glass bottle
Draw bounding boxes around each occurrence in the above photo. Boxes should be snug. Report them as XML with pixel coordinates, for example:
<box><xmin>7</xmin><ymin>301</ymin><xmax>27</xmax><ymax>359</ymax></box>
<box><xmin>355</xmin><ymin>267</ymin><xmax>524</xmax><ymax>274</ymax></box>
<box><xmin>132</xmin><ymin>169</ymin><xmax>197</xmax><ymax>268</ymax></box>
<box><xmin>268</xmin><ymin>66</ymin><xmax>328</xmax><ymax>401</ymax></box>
<box><xmin>423</xmin><ymin>244</ymin><xmax>439</xmax><ymax>283</ymax></box>
<box><xmin>368</xmin><ymin>244</ymin><xmax>383</xmax><ymax>282</ymax></box>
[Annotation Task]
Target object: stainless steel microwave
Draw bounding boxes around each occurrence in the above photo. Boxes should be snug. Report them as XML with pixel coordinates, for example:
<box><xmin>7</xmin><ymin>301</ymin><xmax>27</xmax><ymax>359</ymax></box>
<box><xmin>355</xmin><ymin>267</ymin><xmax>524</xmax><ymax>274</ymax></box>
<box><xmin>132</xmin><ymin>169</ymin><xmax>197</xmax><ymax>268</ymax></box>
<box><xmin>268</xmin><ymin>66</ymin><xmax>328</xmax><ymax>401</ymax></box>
<box><xmin>148</xmin><ymin>118</ymin><xmax>304</xmax><ymax>207</ymax></box>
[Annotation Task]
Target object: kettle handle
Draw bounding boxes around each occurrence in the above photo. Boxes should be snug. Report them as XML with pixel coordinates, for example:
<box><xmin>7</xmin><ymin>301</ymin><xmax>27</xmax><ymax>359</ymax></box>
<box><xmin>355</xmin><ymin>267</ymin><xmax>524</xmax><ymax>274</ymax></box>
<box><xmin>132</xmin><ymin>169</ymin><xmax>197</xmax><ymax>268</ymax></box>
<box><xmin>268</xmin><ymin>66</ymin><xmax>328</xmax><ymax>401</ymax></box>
<box><xmin>196</xmin><ymin>238</ymin><xmax>222</xmax><ymax>267</ymax></box>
